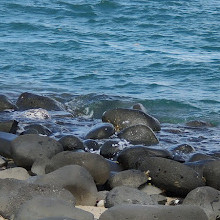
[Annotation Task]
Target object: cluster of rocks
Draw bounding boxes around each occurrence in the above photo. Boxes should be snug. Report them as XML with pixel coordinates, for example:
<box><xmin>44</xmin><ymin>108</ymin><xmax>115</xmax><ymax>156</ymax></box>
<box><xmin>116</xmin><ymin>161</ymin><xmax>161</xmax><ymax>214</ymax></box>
<box><xmin>0</xmin><ymin>93</ymin><xmax>219</xmax><ymax>220</ymax></box>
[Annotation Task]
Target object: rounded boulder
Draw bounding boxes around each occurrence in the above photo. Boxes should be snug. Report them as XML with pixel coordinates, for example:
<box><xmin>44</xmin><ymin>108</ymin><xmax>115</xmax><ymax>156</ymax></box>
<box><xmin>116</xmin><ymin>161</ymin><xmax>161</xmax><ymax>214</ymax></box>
<box><xmin>102</xmin><ymin>108</ymin><xmax>160</xmax><ymax>131</ymax></box>
<box><xmin>35</xmin><ymin>165</ymin><xmax>98</xmax><ymax>206</ymax></box>
<box><xmin>118</xmin><ymin>125</ymin><xmax>159</xmax><ymax>146</ymax></box>
<box><xmin>85</xmin><ymin>123</ymin><xmax>115</xmax><ymax>140</ymax></box>
<box><xmin>46</xmin><ymin>151</ymin><xmax>110</xmax><ymax>185</ymax></box>
<box><xmin>16</xmin><ymin>92</ymin><xmax>64</xmax><ymax>111</ymax></box>
<box><xmin>14</xmin><ymin>196</ymin><xmax>94</xmax><ymax>220</ymax></box>
<box><xmin>11</xmin><ymin>134</ymin><xmax>63</xmax><ymax>168</ymax></box>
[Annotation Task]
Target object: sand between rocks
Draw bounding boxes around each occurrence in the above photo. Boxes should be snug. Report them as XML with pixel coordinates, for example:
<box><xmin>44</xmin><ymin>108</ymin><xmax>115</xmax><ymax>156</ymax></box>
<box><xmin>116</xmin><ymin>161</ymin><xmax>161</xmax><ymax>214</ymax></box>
<box><xmin>76</xmin><ymin>205</ymin><xmax>107</xmax><ymax>220</ymax></box>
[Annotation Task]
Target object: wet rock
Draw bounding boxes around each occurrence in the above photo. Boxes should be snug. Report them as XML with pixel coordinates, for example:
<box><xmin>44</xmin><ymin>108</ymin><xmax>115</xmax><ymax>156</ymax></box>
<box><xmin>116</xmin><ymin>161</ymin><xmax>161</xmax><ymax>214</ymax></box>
<box><xmin>118</xmin><ymin>125</ymin><xmax>159</xmax><ymax>146</ymax></box>
<box><xmin>0</xmin><ymin>178</ymin><xmax>75</xmax><ymax>219</ymax></box>
<box><xmin>132</xmin><ymin>103</ymin><xmax>147</xmax><ymax>113</ymax></box>
<box><xmin>136</xmin><ymin>157</ymin><xmax>206</xmax><ymax>196</ymax></box>
<box><xmin>102</xmin><ymin>108</ymin><xmax>161</xmax><ymax>131</ymax></box>
<box><xmin>117</xmin><ymin>145</ymin><xmax>172</xmax><ymax>170</ymax></box>
<box><xmin>83</xmin><ymin>139</ymin><xmax>100</xmax><ymax>151</ymax></box>
<box><xmin>46</xmin><ymin>151</ymin><xmax>110</xmax><ymax>185</ymax></box>
<box><xmin>171</xmin><ymin>144</ymin><xmax>195</xmax><ymax>154</ymax></box>
<box><xmin>186</xmin><ymin>120</ymin><xmax>212</xmax><ymax>127</ymax></box>
<box><xmin>183</xmin><ymin>186</ymin><xmax>220</xmax><ymax>220</ymax></box>
<box><xmin>14</xmin><ymin>196</ymin><xmax>94</xmax><ymax>220</ymax></box>
<box><xmin>0</xmin><ymin>167</ymin><xmax>30</xmax><ymax>180</ymax></box>
<box><xmin>100</xmin><ymin>140</ymin><xmax>121</xmax><ymax>159</ymax></box>
<box><xmin>21</xmin><ymin>128</ymin><xmax>39</xmax><ymax>135</ymax></box>
<box><xmin>59</xmin><ymin>135</ymin><xmax>84</xmax><ymax>151</ymax></box>
<box><xmin>105</xmin><ymin>186</ymin><xmax>157</xmax><ymax>208</ymax></box>
<box><xmin>11</xmin><ymin>134</ymin><xmax>63</xmax><ymax>168</ymax></box>
<box><xmin>24</xmin><ymin>124</ymin><xmax>52</xmax><ymax>136</ymax></box>
<box><xmin>99</xmin><ymin>204</ymin><xmax>208</xmax><ymax>220</ymax></box>
<box><xmin>203</xmin><ymin>160</ymin><xmax>220</xmax><ymax>190</ymax></box>
<box><xmin>0</xmin><ymin>131</ymin><xmax>17</xmax><ymax>158</ymax></box>
<box><xmin>85</xmin><ymin>123</ymin><xmax>115</xmax><ymax>139</ymax></box>
<box><xmin>107</xmin><ymin>169</ymin><xmax>148</xmax><ymax>189</ymax></box>
<box><xmin>35</xmin><ymin>165</ymin><xmax>98</xmax><ymax>206</ymax></box>
<box><xmin>16</xmin><ymin>92</ymin><xmax>64</xmax><ymax>111</ymax></box>
<box><xmin>188</xmin><ymin>153</ymin><xmax>216</xmax><ymax>162</ymax></box>
<box><xmin>0</xmin><ymin>95</ymin><xmax>17</xmax><ymax>111</ymax></box>
<box><xmin>0</xmin><ymin>120</ymin><xmax>18</xmax><ymax>134</ymax></box>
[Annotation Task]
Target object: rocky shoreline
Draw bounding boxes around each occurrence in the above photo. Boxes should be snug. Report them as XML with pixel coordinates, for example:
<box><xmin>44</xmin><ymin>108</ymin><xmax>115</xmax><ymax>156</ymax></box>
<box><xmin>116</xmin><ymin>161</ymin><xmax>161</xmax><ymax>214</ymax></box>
<box><xmin>0</xmin><ymin>92</ymin><xmax>219</xmax><ymax>220</ymax></box>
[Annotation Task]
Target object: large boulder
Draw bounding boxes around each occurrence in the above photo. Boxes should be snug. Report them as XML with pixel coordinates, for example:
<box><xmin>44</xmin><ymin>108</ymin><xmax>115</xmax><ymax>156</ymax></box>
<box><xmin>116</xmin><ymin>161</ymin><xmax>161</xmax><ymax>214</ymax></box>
<box><xmin>14</xmin><ymin>196</ymin><xmax>94</xmax><ymax>220</ymax></box>
<box><xmin>0</xmin><ymin>178</ymin><xmax>75</xmax><ymax>219</ymax></box>
<box><xmin>99</xmin><ymin>204</ymin><xmax>208</xmax><ymax>220</ymax></box>
<box><xmin>0</xmin><ymin>131</ymin><xmax>17</xmax><ymax>158</ymax></box>
<box><xmin>118</xmin><ymin>125</ymin><xmax>159</xmax><ymax>146</ymax></box>
<box><xmin>136</xmin><ymin>157</ymin><xmax>205</xmax><ymax>196</ymax></box>
<box><xmin>24</xmin><ymin>124</ymin><xmax>52</xmax><ymax>136</ymax></box>
<box><xmin>11</xmin><ymin>134</ymin><xmax>63</xmax><ymax>168</ymax></box>
<box><xmin>0</xmin><ymin>167</ymin><xmax>30</xmax><ymax>180</ymax></box>
<box><xmin>0</xmin><ymin>120</ymin><xmax>18</xmax><ymax>134</ymax></box>
<box><xmin>85</xmin><ymin>123</ymin><xmax>115</xmax><ymax>140</ymax></box>
<box><xmin>16</xmin><ymin>92</ymin><xmax>64</xmax><ymax>111</ymax></box>
<box><xmin>105</xmin><ymin>186</ymin><xmax>157</xmax><ymax>208</ymax></box>
<box><xmin>117</xmin><ymin>146</ymin><xmax>172</xmax><ymax>170</ymax></box>
<box><xmin>203</xmin><ymin>160</ymin><xmax>220</xmax><ymax>190</ymax></box>
<box><xmin>59</xmin><ymin>135</ymin><xmax>84</xmax><ymax>151</ymax></box>
<box><xmin>107</xmin><ymin>169</ymin><xmax>148</xmax><ymax>189</ymax></box>
<box><xmin>183</xmin><ymin>186</ymin><xmax>220</xmax><ymax>220</ymax></box>
<box><xmin>100</xmin><ymin>140</ymin><xmax>121</xmax><ymax>159</ymax></box>
<box><xmin>0</xmin><ymin>95</ymin><xmax>17</xmax><ymax>111</ymax></box>
<box><xmin>35</xmin><ymin>165</ymin><xmax>98</xmax><ymax>206</ymax></box>
<box><xmin>45</xmin><ymin>151</ymin><xmax>110</xmax><ymax>185</ymax></box>
<box><xmin>102</xmin><ymin>108</ymin><xmax>161</xmax><ymax>131</ymax></box>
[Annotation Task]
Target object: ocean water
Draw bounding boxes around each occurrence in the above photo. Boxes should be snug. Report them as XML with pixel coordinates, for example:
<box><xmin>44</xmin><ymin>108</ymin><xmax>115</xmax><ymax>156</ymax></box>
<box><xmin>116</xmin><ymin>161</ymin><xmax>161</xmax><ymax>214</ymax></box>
<box><xmin>0</xmin><ymin>0</ymin><xmax>219</xmax><ymax>155</ymax></box>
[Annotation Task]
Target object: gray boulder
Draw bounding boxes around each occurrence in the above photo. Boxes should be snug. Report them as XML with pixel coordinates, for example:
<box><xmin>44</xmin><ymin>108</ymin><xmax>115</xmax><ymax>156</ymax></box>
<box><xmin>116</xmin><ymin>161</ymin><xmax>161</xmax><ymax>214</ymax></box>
<box><xmin>24</xmin><ymin>124</ymin><xmax>52</xmax><ymax>136</ymax></box>
<box><xmin>118</xmin><ymin>125</ymin><xmax>159</xmax><ymax>146</ymax></box>
<box><xmin>46</xmin><ymin>151</ymin><xmax>110</xmax><ymax>185</ymax></box>
<box><xmin>35</xmin><ymin>165</ymin><xmax>98</xmax><ymax>206</ymax></box>
<box><xmin>83</xmin><ymin>139</ymin><xmax>100</xmax><ymax>151</ymax></box>
<box><xmin>85</xmin><ymin>123</ymin><xmax>115</xmax><ymax>139</ymax></box>
<box><xmin>11</xmin><ymin>134</ymin><xmax>63</xmax><ymax>168</ymax></box>
<box><xmin>0</xmin><ymin>94</ymin><xmax>17</xmax><ymax>111</ymax></box>
<box><xmin>102</xmin><ymin>108</ymin><xmax>161</xmax><ymax>131</ymax></box>
<box><xmin>117</xmin><ymin>145</ymin><xmax>172</xmax><ymax>170</ymax></box>
<box><xmin>0</xmin><ymin>167</ymin><xmax>30</xmax><ymax>180</ymax></box>
<box><xmin>183</xmin><ymin>186</ymin><xmax>220</xmax><ymax>220</ymax></box>
<box><xmin>0</xmin><ymin>120</ymin><xmax>18</xmax><ymax>134</ymax></box>
<box><xmin>59</xmin><ymin>135</ymin><xmax>84</xmax><ymax>151</ymax></box>
<box><xmin>16</xmin><ymin>92</ymin><xmax>64</xmax><ymax>111</ymax></box>
<box><xmin>14</xmin><ymin>196</ymin><xmax>94</xmax><ymax>220</ymax></box>
<box><xmin>100</xmin><ymin>140</ymin><xmax>121</xmax><ymax>159</ymax></box>
<box><xmin>136</xmin><ymin>157</ymin><xmax>206</xmax><ymax>196</ymax></box>
<box><xmin>105</xmin><ymin>186</ymin><xmax>157</xmax><ymax>208</ymax></box>
<box><xmin>203</xmin><ymin>160</ymin><xmax>220</xmax><ymax>190</ymax></box>
<box><xmin>0</xmin><ymin>131</ymin><xmax>17</xmax><ymax>158</ymax></box>
<box><xmin>0</xmin><ymin>178</ymin><xmax>75</xmax><ymax>219</ymax></box>
<box><xmin>31</xmin><ymin>157</ymin><xmax>51</xmax><ymax>175</ymax></box>
<box><xmin>99</xmin><ymin>204</ymin><xmax>208</xmax><ymax>220</ymax></box>
<box><xmin>107</xmin><ymin>169</ymin><xmax>148</xmax><ymax>189</ymax></box>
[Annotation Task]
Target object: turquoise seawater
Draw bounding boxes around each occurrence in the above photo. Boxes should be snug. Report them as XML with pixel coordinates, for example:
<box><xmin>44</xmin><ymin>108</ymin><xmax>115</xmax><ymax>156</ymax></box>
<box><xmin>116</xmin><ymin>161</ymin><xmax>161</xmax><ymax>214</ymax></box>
<box><xmin>0</xmin><ymin>0</ymin><xmax>220</xmax><ymax>125</ymax></box>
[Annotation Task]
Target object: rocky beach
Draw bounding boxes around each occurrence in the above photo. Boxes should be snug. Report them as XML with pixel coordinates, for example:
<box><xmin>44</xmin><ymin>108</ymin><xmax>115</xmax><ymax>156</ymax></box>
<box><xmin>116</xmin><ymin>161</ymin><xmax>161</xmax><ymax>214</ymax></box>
<box><xmin>0</xmin><ymin>92</ymin><xmax>219</xmax><ymax>220</ymax></box>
